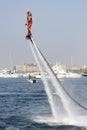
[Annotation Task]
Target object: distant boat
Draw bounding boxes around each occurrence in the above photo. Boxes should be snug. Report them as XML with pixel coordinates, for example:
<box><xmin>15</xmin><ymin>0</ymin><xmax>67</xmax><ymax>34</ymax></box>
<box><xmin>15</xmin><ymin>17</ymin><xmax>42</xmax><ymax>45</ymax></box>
<box><xmin>57</xmin><ymin>71</ymin><xmax>81</xmax><ymax>78</ymax></box>
<box><xmin>30</xmin><ymin>72</ymin><xmax>41</xmax><ymax>79</ymax></box>
<box><xmin>81</xmin><ymin>73</ymin><xmax>87</xmax><ymax>77</ymax></box>
<box><xmin>27</xmin><ymin>74</ymin><xmax>36</xmax><ymax>83</ymax></box>
<box><xmin>0</xmin><ymin>68</ymin><xmax>22</xmax><ymax>78</ymax></box>
<box><xmin>0</xmin><ymin>73</ymin><xmax>21</xmax><ymax>78</ymax></box>
<box><xmin>52</xmin><ymin>63</ymin><xmax>82</xmax><ymax>78</ymax></box>
<box><xmin>66</xmin><ymin>72</ymin><xmax>81</xmax><ymax>78</ymax></box>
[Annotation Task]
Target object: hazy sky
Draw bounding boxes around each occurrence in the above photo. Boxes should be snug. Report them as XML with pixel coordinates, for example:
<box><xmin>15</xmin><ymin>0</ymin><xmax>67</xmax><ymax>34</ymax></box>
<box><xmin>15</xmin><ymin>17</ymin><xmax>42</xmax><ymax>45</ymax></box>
<box><xmin>0</xmin><ymin>0</ymin><xmax>87</xmax><ymax>69</ymax></box>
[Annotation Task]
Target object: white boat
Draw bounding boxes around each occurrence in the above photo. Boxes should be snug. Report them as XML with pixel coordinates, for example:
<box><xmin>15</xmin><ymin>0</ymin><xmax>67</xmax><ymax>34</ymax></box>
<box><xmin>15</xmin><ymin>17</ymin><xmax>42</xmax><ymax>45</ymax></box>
<box><xmin>0</xmin><ymin>69</ymin><xmax>22</xmax><ymax>78</ymax></box>
<box><xmin>57</xmin><ymin>72</ymin><xmax>81</xmax><ymax>78</ymax></box>
<box><xmin>66</xmin><ymin>72</ymin><xmax>81</xmax><ymax>78</ymax></box>
<box><xmin>52</xmin><ymin>64</ymin><xmax>81</xmax><ymax>78</ymax></box>
<box><xmin>26</xmin><ymin>74</ymin><xmax>37</xmax><ymax>83</ymax></box>
<box><xmin>30</xmin><ymin>72</ymin><xmax>41</xmax><ymax>79</ymax></box>
<box><xmin>81</xmin><ymin>73</ymin><xmax>87</xmax><ymax>77</ymax></box>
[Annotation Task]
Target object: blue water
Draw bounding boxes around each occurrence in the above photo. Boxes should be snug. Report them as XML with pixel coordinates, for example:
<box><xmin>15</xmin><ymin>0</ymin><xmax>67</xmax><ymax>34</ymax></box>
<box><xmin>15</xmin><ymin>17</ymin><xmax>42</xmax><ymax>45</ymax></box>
<box><xmin>0</xmin><ymin>77</ymin><xmax>87</xmax><ymax>130</ymax></box>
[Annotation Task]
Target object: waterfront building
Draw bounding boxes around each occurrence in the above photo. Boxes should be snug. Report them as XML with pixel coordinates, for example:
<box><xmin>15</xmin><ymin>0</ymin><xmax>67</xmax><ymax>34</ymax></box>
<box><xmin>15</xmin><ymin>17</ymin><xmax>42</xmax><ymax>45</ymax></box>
<box><xmin>13</xmin><ymin>64</ymin><xmax>39</xmax><ymax>73</ymax></box>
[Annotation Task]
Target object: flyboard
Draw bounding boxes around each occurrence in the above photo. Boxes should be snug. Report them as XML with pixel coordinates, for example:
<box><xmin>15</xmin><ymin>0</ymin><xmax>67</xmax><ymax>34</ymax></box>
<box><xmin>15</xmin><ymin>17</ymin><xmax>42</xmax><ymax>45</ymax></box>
<box><xmin>27</xmin><ymin>35</ymin><xmax>87</xmax><ymax>111</ymax></box>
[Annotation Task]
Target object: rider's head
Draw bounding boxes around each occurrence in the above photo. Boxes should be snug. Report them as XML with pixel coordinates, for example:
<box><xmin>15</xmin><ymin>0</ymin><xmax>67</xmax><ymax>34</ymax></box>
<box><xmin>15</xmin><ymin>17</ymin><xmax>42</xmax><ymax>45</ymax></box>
<box><xmin>27</xmin><ymin>10</ymin><xmax>31</xmax><ymax>15</ymax></box>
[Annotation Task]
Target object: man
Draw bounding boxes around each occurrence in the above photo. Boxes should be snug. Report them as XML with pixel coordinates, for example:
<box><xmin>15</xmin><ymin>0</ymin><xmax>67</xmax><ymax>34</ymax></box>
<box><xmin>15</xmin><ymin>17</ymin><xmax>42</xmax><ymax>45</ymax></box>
<box><xmin>25</xmin><ymin>10</ymin><xmax>32</xmax><ymax>39</ymax></box>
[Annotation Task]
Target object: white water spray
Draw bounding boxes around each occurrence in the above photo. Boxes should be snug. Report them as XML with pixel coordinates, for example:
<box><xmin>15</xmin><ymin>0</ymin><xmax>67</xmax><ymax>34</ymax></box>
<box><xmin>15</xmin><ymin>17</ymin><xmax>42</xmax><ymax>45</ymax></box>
<box><xmin>30</xmin><ymin>38</ymin><xmax>75</xmax><ymax>118</ymax></box>
<box><xmin>28</xmin><ymin>37</ymin><xmax>87</xmax><ymax>127</ymax></box>
<box><xmin>30</xmin><ymin>42</ymin><xmax>58</xmax><ymax>117</ymax></box>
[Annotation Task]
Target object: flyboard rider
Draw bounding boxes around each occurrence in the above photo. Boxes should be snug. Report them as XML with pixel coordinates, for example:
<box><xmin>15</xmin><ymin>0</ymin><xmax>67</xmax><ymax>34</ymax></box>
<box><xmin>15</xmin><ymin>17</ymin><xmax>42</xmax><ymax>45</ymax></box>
<box><xmin>25</xmin><ymin>10</ymin><xmax>32</xmax><ymax>39</ymax></box>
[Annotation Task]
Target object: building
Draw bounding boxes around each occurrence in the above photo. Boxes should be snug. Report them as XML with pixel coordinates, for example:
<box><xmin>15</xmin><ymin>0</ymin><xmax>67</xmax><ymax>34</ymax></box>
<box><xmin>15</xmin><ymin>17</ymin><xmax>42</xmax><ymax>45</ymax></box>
<box><xmin>13</xmin><ymin>64</ymin><xmax>39</xmax><ymax>73</ymax></box>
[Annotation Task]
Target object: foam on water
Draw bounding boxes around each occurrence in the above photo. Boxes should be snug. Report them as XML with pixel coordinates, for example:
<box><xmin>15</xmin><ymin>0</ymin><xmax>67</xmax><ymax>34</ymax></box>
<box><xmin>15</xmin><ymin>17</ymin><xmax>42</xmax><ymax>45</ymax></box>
<box><xmin>32</xmin><ymin>115</ymin><xmax>87</xmax><ymax>127</ymax></box>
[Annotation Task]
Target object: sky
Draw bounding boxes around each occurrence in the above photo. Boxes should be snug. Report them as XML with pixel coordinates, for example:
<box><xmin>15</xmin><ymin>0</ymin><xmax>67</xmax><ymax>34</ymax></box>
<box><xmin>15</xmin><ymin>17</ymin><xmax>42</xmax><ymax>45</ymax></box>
<box><xmin>0</xmin><ymin>0</ymin><xmax>87</xmax><ymax>69</ymax></box>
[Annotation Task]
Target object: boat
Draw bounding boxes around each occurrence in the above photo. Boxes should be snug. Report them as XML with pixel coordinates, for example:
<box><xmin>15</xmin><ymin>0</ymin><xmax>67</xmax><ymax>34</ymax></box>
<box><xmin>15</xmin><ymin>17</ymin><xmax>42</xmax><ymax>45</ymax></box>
<box><xmin>27</xmin><ymin>74</ymin><xmax>36</xmax><ymax>83</ymax></box>
<box><xmin>65</xmin><ymin>72</ymin><xmax>81</xmax><ymax>78</ymax></box>
<box><xmin>30</xmin><ymin>72</ymin><xmax>41</xmax><ymax>79</ymax></box>
<box><xmin>81</xmin><ymin>73</ymin><xmax>87</xmax><ymax>77</ymax></box>
<box><xmin>52</xmin><ymin>64</ymin><xmax>81</xmax><ymax>78</ymax></box>
<box><xmin>0</xmin><ymin>68</ymin><xmax>22</xmax><ymax>78</ymax></box>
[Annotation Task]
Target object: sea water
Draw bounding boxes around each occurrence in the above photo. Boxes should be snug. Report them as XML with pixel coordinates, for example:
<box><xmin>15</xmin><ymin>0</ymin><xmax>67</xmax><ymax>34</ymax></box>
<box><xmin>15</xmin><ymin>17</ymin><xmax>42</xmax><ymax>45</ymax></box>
<box><xmin>0</xmin><ymin>77</ymin><xmax>87</xmax><ymax>130</ymax></box>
